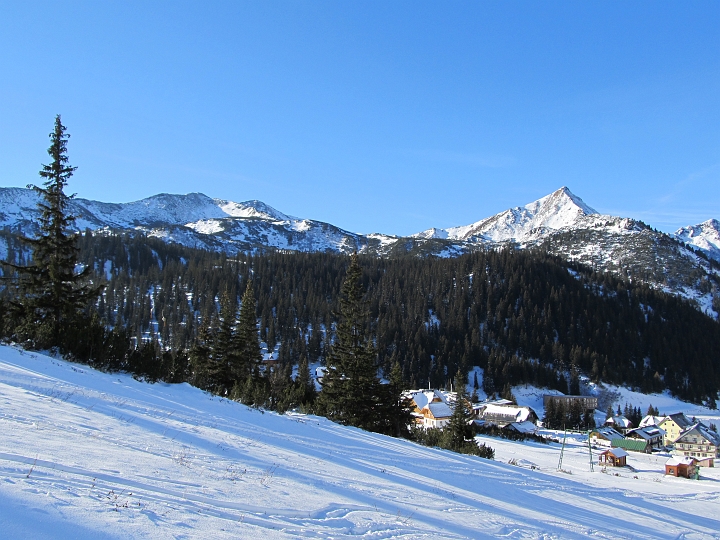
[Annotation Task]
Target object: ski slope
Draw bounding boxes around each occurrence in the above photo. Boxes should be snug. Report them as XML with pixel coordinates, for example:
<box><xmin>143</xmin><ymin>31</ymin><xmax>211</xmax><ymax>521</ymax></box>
<box><xmin>1</xmin><ymin>346</ymin><xmax>720</xmax><ymax>539</ymax></box>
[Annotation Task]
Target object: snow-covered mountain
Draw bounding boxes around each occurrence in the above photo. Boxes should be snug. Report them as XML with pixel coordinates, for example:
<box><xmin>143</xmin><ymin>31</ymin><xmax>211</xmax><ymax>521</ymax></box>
<box><xmin>0</xmin><ymin>188</ymin><xmax>398</xmax><ymax>255</ymax></box>
<box><xmin>675</xmin><ymin>219</ymin><xmax>720</xmax><ymax>261</ymax></box>
<box><xmin>410</xmin><ymin>187</ymin><xmax>720</xmax><ymax>317</ymax></box>
<box><xmin>413</xmin><ymin>186</ymin><xmax>600</xmax><ymax>244</ymax></box>
<box><xmin>0</xmin><ymin>185</ymin><xmax>718</xmax><ymax>316</ymax></box>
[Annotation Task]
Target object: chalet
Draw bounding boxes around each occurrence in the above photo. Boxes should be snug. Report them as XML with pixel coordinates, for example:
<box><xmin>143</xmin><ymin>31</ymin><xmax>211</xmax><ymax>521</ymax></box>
<box><xmin>665</xmin><ymin>456</ymin><xmax>698</xmax><ymax>479</ymax></box>
<box><xmin>599</xmin><ymin>447</ymin><xmax>628</xmax><ymax>467</ymax></box>
<box><xmin>478</xmin><ymin>404</ymin><xmax>538</xmax><ymax>427</ymax></box>
<box><xmin>420</xmin><ymin>402</ymin><xmax>453</xmax><ymax>428</ymax></box>
<box><xmin>625</xmin><ymin>426</ymin><xmax>665</xmax><ymax>451</ymax></box>
<box><xmin>604</xmin><ymin>415</ymin><xmax>634</xmax><ymax>434</ymax></box>
<box><xmin>589</xmin><ymin>427</ymin><xmax>624</xmax><ymax>447</ymax></box>
<box><xmin>543</xmin><ymin>395</ymin><xmax>598</xmax><ymax>411</ymax></box>
<box><xmin>672</xmin><ymin>423</ymin><xmax>720</xmax><ymax>467</ymax></box>
<box><xmin>403</xmin><ymin>390</ymin><xmax>457</xmax><ymax>428</ymax></box>
<box><xmin>659</xmin><ymin>413</ymin><xmax>693</xmax><ymax>446</ymax></box>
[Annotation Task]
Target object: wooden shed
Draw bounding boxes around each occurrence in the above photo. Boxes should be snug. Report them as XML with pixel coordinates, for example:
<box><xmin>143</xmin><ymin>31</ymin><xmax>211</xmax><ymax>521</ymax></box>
<box><xmin>598</xmin><ymin>447</ymin><xmax>628</xmax><ymax>467</ymax></box>
<box><xmin>665</xmin><ymin>456</ymin><xmax>698</xmax><ymax>479</ymax></box>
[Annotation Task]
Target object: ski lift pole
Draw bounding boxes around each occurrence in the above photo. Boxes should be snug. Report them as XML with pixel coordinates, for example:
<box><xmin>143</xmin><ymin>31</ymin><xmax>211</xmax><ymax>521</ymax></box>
<box><xmin>557</xmin><ymin>426</ymin><xmax>567</xmax><ymax>471</ymax></box>
<box><xmin>587</xmin><ymin>429</ymin><xmax>594</xmax><ymax>472</ymax></box>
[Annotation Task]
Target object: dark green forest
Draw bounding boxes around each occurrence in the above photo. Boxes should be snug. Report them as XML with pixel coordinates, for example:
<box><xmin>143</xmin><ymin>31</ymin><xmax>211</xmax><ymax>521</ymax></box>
<box><xmin>3</xmin><ymin>227</ymin><xmax>718</xmax><ymax>405</ymax></box>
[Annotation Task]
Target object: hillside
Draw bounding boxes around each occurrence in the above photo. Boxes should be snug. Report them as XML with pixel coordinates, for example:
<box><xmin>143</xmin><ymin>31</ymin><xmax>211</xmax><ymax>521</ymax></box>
<box><xmin>2</xmin><ymin>346</ymin><xmax>720</xmax><ymax>539</ymax></box>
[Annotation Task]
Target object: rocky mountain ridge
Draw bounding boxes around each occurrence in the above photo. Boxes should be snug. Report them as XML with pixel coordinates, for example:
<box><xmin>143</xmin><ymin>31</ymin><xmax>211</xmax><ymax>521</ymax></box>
<box><xmin>0</xmin><ymin>185</ymin><xmax>718</xmax><ymax>317</ymax></box>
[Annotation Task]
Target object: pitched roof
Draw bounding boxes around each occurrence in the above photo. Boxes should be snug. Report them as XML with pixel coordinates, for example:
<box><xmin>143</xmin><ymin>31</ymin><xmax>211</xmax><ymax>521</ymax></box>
<box><xmin>626</xmin><ymin>426</ymin><xmax>665</xmax><ymax>441</ymax></box>
<box><xmin>612</xmin><ymin>438</ymin><xmax>648</xmax><ymax>452</ymax></box>
<box><xmin>424</xmin><ymin>402</ymin><xmax>452</xmax><ymax>419</ymax></box>
<box><xmin>664</xmin><ymin>413</ymin><xmax>693</xmax><ymax>429</ymax></box>
<box><xmin>675</xmin><ymin>424</ymin><xmax>720</xmax><ymax>447</ymax></box>
<box><xmin>666</xmin><ymin>456</ymin><xmax>697</xmax><ymax>467</ymax></box>
<box><xmin>601</xmin><ymin>447</ymin><xmax>628</xmax><ymax>458</ymax></box>
<box><xmin>507</xmin><ymin>421</ymin><xmax>537</xmax><ymax>434</ymax></box>
<box><xmin>639</xmin><ymin>415</ymin><xmax>665</xmax><ymax>428</ymax></box>
<box><xmin>605</xmin><ymin>416</ymin><xmax>633</xmax><ymax>429</ymax></box>
<box><xmin>591</xmin><ymin>427</ymin><xmax>624</xmax><ymax>441</ymax></box>
<box><xmin>481</xmin><ymin>404</ymin><xmax>534</xmax><ymax>423</ymax></box>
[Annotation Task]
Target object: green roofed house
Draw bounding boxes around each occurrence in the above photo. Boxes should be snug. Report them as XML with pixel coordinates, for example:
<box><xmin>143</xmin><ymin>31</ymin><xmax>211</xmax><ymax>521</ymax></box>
<box><xmin>612</xmin><ymin>438</ymin><xmax>650</xmax><ymax>453</ymax></box>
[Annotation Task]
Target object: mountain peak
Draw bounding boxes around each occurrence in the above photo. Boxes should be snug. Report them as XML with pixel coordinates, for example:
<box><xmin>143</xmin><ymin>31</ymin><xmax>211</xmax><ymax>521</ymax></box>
<box><xmin>675</xmin><ymin>218</ymin><xmax>720</xmax><ymax>261</ymax></box>
<box><xmin>540</xmin><ymin>186</ymin><xmax>598</xmax><ymax>216</ymax></box>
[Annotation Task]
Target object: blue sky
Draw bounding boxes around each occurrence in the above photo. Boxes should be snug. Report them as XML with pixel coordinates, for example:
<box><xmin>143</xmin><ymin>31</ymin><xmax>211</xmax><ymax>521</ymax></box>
<box><xmin>0</xmin><ymin>2</ymin><xmax>718</xmax><ymax>236</ymax></box>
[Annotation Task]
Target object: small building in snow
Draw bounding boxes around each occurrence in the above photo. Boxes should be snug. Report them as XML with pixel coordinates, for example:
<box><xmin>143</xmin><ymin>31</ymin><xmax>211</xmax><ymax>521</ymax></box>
<box><xmin>604</xmin><ymin>415</ymin><xmax>634</xmax><ymax>434</ymax></box>
<box><xmin>505</xmin><ymin>421</ymin><xmax>538</xmax><ymax>435</ymax></box>
<box><xmin>402</xmin><ymin>389</ymin><xmax>459</xmax><ymax>428</ymax></box>
<box><xmin>665</xmin><ymin>456</ymin><xmax>698</xmax><ymax>479</ymax></box>
<box><xmin>477</xmin><ymin>404</ymin><xmax>538</xmax><ymax>427</ymax></box>
<box><xmin>589</xmin><ymin>427</ymin><xmax>624</xmax><ymax>447</ymax></box>
<box><xmin>599</xmin><ymin>447</ymin><xmax>628</xmax><ymax>467</ymax></box>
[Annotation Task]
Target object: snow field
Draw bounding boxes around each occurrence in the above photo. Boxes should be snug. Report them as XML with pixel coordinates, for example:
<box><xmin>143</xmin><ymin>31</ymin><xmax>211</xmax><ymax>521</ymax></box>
<box><xmin>1</xmin><ymin>346</ymin><xmax>720</xmax><ymax>539</ymax></box>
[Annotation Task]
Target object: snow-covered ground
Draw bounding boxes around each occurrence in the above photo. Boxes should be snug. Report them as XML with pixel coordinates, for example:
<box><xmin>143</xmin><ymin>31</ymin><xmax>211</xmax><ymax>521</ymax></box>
<box><xmin>2</xmin><ymin>347</ymin><xmax>720</xmax><ymax>539</ymax></box>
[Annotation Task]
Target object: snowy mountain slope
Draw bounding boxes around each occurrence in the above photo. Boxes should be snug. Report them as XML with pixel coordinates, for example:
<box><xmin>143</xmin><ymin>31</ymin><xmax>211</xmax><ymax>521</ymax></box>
<box><xmin>675</xmin><ymin>219</ymin><xmax>720</xmax><ymax>261</ymax></box>
<box><xmin>0</xmin><ymin>187</ymin><xmax>399</xmax><ymax>255</ymax></box>
<box><xmin>410</xmin><ymin>187</ymin><xmax>719</xmax><ymax>316</ymax></box>
<box><xmin>413</xmin><ymin>187</ymin><xmax>599</xmax><ymax>244</ymax></box>
<box><xmin>3</xmin><ymin>346</ymin><xmax>720</xmax><ymax>539</ymax></box>
<box><xmin>0</xmin><ymin>185</ymin><xmax>717</xmax><ymax>315</ymax></box>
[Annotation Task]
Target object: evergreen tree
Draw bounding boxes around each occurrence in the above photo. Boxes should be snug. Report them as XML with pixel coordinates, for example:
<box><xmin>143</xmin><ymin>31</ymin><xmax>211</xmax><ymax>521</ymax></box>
<box><xmin>4</xmin><ymin>115</ymin><xmax>100</xmax><ymax>349</ymax></box>
<box><xmin>291</xmin><ymin>354</ymin><xmax>317</xmax><ymax>410</ymax></box>
<box><xmin>386</xmin><ymin>360</ymin><xmax>413</xmax><ymax>437</ymax></box>
<box><xmin>445</xmin><ymin>370</ymin><xmax>476</xmax><ymax>452</ymax></box>
<box><xmin>317</xmin><ymin>253</ymin><xmax>388</xmax><ymax>433</ymax></box>
<box><xmin>233</xmin><ymin>279</ymin><xmax>262</xmax><ymax>383</ymax></box>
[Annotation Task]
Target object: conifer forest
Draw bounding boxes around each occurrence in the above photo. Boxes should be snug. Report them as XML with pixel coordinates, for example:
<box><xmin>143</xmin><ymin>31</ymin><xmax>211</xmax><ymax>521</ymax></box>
<box><xmin>4</xmin><ymin>221</ymin><xmax>720</xmax><ymax>403</ymax></box>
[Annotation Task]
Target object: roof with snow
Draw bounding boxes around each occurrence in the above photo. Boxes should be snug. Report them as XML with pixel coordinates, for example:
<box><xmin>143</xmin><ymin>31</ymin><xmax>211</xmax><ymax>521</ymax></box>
<box><xmin>481</xmin><ymin>404</ymin><xmax>535</xmax><ymax>423</ymax></box>
<box><xmin>591</xmin><ymin>427</ymin><xmax>624</xmax><ymax>441</ymax></box>
<box><xmin>404</xmin><ymin>389</ymin><xmax>454</xmax><ymax>411</ymax></box>
<box><xmin>507</xmin><ymin>421</ymin><xmax>538</xmax><ymax>434</ymax></box>
<box><xmin>663</xmin><ymin>413</ymin><xmax>693</xmax><ymax>429</ymax></box>
<box><xmin>666</xmin><ymin>456</ymin><xmax>697</xmax><ymax>467</ymax></box>
<box><xmin>639</xmin><ymin>415</ymin><xmax>665</xmax><ymax>428</ymax></box>
<box><xmin>423</xmin><ymin>402</ymin><xmax>452</xmax><ymax>419</ymax></box>
<box><xmin>675</xmin><ymin>424</ymin><xmax>720</xmax><ymax>447</ymax></box>
<box><xmin>605</xmin><ymin>416</ymin><xmax>633</xmax><ymax>429</ymax></box>
<box><xmin>626</xmin><ymin>426</ymin><xmax>665</xmax><ymax>441</ymax></box>
<box><xmin>601</xmin><ymin>447</ymin><xmax>628</xmax><ymax>459</ymax></box>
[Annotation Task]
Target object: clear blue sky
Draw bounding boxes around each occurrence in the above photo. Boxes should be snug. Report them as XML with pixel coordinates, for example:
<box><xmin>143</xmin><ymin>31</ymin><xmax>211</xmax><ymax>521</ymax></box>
<box><xmin>1</xmin><ymin>2</ymin><xmax>718</xmax><ymax>236</ymax></box>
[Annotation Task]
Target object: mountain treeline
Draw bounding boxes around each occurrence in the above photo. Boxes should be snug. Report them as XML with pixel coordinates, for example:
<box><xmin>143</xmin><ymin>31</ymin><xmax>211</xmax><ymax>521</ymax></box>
<box><xmin>4</xmin><ymin>226</ymin><xmax>717</xmax><ymax>405</ymax></box>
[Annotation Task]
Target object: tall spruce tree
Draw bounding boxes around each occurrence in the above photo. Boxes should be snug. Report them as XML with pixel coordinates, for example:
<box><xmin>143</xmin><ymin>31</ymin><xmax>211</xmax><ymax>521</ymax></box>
<box><xmin>233</xmin><ymin>279</ymin><xmax>262</xmax><ymax>384</ymax></box>
<box><xmin>445</xmin><ymin>370</ymin><xmax>477</xmax><ymax>453</ymax></box>
<box><xmin>317</xmin><ymin>253</ymin><xmax>388</xmax><ymax>433</ymax></box>
<box><xmin>5</xmin><ymin>115</ymin><xmax>100</xmax><ymax>349</ymax></box>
